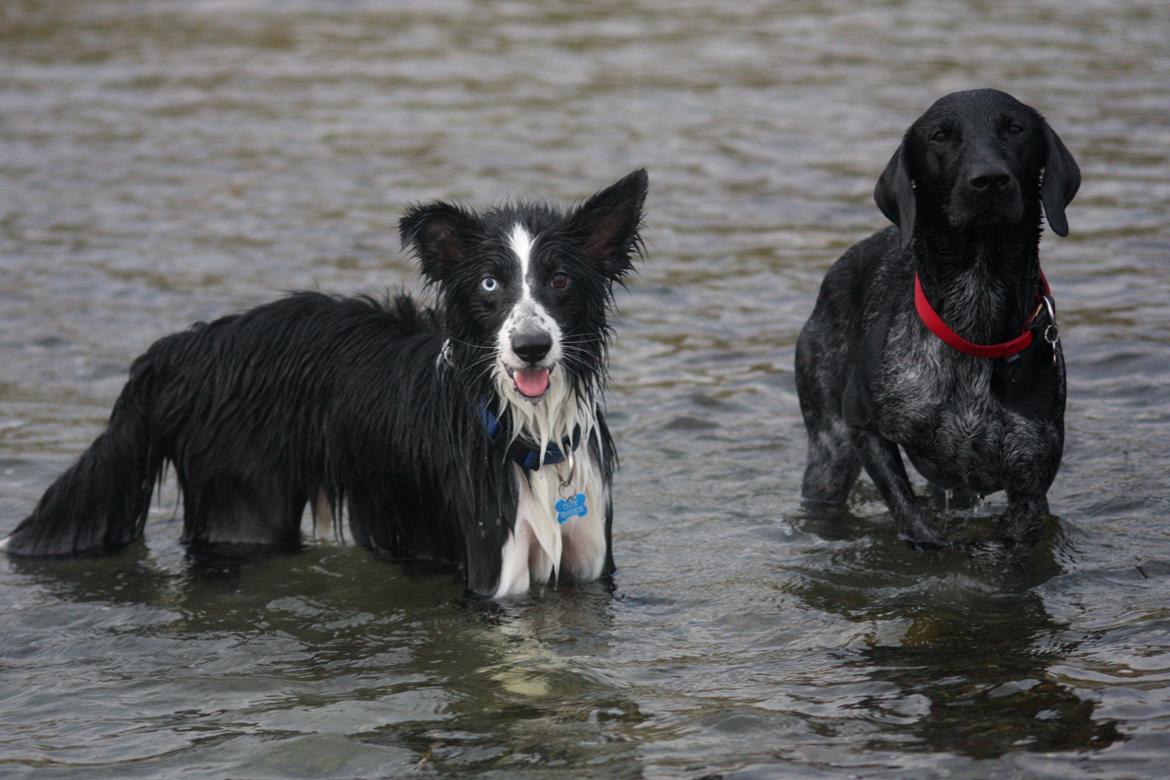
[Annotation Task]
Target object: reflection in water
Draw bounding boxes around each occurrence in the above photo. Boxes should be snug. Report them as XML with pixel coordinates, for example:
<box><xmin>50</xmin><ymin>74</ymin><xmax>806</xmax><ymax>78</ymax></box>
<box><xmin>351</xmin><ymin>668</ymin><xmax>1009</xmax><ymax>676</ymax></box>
<box><xmin>790</xmin><ymin>501</ymin><xmax>1121</xmax><ymax>758</ymax></box>
<box><xmin>865</xmin><ymin>594</ymin><xmax>1121</xmax><ymax>758</ymax></box>
<box><xmin>6</xmin><ymin>547</ymin><xmax>650</xmax><ymax>776</ymax></box>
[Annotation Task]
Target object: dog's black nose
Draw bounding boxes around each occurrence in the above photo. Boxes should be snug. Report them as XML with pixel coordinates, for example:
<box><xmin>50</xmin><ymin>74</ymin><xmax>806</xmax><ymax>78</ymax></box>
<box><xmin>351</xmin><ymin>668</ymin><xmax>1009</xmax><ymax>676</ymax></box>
<box><xmin>969</xmin><ymin>167</ymin><xmax>1013</xmax><ymax>191</ymax></box>
<box><xmin>512</xmin><ymin>331</ymin><xmax>552</xmax><ymax>364</ymax></box>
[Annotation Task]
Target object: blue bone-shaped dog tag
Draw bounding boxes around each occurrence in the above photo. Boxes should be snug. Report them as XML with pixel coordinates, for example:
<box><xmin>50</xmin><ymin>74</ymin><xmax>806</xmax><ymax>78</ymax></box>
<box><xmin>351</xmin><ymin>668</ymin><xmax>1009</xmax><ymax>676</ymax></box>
<box><xmin>555</xmin><ymin>493</ymin><xmax>588</xmax><ymax>525</ymax></box>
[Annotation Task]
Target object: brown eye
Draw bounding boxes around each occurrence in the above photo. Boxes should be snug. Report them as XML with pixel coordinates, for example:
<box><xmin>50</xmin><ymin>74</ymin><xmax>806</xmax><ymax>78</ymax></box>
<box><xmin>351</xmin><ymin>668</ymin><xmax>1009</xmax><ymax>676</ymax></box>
<box><xmin>550</xmin><ymin>272</ymin><xmax>570</xmax><ymax>290</ymax></box>
<box><xmin>931</xmin><ymin>128</ymin><xmax>950</xmax><ymax>142</ymax></box>
<box><xmin>1007</xmin><ymin>123</ymin><xmax>1024</xmax><ymax>135</ymax></box>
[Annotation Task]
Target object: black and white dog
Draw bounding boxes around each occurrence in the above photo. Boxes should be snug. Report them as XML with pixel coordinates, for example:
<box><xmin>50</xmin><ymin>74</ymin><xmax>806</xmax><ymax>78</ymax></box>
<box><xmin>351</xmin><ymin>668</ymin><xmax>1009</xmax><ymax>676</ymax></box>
<box><xmin>2</xmin><ymin>169</ymin><xmax>648</xmax><ymax>598</ymax></box>
<box><xmin>796</xmin><ymin>90</ymin><xmax>1080</xmax><ymax>546</ymax></box>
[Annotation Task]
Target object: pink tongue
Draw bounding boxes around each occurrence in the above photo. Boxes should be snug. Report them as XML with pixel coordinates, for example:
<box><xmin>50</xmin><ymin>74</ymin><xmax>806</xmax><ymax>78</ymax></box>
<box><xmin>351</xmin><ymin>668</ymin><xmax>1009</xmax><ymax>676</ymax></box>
<box><xmin>514</xmin><ymin>368</ymin><xmax>550</xmax><ymax>398</ymax></box>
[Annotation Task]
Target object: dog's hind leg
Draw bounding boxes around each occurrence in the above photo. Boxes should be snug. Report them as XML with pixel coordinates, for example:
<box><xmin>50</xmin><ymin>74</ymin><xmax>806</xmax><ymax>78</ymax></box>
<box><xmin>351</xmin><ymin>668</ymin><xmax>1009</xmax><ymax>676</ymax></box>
<box><xmin>801</xmin><ymin>417</ymin><xmax>861</xmax><ymax>504</ymax></box>
<box><xmin>796</xmin><ymin>323</ymin><xmax>861</xmax><ymax>504</ymax></box>
<box><xmin>180</xmin><ymin>475</ymin><xmax>307</xmax><ymax>554</ymax></box>
<box><xmin>311</xmin><ymin>488</ymin><xmax>338</xmax><ymax>541</ymax></box>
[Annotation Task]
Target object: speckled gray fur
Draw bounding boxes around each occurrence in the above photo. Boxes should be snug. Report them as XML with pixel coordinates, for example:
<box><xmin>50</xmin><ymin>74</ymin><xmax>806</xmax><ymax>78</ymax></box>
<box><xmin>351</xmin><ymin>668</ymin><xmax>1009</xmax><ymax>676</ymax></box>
<box><xmin>795</xmin><ymin>89</ymin><xmax>1081</xmax><ymax>546</ymax></box>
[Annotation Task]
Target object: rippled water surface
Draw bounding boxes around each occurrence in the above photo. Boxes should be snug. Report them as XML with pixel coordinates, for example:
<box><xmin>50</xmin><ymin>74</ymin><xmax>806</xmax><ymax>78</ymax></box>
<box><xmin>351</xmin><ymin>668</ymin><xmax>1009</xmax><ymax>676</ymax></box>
<box><xmin>3</xmin><ymin>1</ymin><xmax>1170</xmax><ymax>777</ymax></box>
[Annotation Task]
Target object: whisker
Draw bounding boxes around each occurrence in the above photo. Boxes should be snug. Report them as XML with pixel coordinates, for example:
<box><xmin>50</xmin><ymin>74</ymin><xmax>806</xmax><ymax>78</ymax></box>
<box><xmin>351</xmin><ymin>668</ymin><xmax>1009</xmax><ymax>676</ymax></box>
<box><xmin>446</xmin><ymin>337</ymin><xmax>495</xmax><ymax>351</ymax></box>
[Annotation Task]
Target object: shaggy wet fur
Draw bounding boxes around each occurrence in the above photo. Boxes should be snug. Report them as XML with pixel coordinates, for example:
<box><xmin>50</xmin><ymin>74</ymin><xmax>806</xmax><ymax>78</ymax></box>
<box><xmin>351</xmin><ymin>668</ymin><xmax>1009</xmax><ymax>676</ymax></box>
<box><xmin>3</xmin><ymin>170</ymin><xmax>648</xmax><ymax>598</ymax></box>
<box><xmin>795</xmin><ymin>89</ymin><xmax>1080</xmax><ymax>545</ymax></box>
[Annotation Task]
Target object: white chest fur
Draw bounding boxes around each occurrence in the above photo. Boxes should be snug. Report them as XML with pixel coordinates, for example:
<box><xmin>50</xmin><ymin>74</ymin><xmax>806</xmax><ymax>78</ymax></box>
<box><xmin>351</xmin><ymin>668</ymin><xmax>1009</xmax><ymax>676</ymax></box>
<box><xmin>493</xmin><ymin>446</ymin><xmax>608</xmax><ymax>599</ymax></box>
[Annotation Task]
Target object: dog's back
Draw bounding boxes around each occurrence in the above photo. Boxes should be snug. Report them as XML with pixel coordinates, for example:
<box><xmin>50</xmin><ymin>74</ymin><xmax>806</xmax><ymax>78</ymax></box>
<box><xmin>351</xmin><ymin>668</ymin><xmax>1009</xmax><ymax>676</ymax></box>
<box><xmin>1</xmin><ymin>292</ymin><xmax>471</xmax><ymax>559</ymax></box>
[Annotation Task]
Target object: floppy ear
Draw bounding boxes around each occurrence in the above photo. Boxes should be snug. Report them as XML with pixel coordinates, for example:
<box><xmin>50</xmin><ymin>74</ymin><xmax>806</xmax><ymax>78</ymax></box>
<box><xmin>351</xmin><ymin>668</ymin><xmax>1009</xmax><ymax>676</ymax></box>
<box><xmin>399</xmin><ymin>202</ymin><xmax>480</xmax><ymax>283</ymax></box>
<box><xmin>874</xmin><ymin>140</ymin><xmax>917</xmax><ymax>250</ymax></box>
<box><xmin>566</xmin><ymin>168</ymin><xmax>648</xmax><ymax>280</ymax></box>
<box><xmin>1040</xmin><ymin>119</ymin><xmax>1081</xmax><ymax>237</ymax></box>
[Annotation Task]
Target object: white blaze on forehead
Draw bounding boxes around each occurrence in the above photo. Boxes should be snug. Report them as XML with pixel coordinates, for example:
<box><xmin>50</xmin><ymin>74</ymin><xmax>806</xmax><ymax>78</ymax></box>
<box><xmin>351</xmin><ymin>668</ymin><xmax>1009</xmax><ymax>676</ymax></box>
<box><xmin>490</xmin><ymin>222</ymin><xmax>599</xmax><ymax>478</ymax></box>
<box><xmin>496</xmin><ymin>218</ymin><xmax>578</xmax><ymax>447</ymax></box>
<box><xmin>509</xmin><ymin>223</ymin><xmax>535</xmax><ymax>297</ymax></box>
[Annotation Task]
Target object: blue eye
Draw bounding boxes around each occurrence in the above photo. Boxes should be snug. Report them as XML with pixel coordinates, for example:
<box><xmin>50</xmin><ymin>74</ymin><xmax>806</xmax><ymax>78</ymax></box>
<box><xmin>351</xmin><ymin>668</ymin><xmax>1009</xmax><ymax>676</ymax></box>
<box><xmin>481</xmin><ymin>276</ymin><xmax>499</xmax><ymax>292</ymax></box>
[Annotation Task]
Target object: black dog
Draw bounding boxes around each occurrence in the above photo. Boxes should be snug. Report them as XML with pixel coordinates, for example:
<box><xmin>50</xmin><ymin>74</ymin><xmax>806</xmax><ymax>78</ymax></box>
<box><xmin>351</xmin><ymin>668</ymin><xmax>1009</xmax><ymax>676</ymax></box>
<box><xmin>795</xmin><ymin>89</ymin><xmax>1080</xmax><ymax>546</ymax></box>
<box><xmin>2</xmin><ymin>170</ymin><xmax>648</xmax><ymax>599</ymax></box>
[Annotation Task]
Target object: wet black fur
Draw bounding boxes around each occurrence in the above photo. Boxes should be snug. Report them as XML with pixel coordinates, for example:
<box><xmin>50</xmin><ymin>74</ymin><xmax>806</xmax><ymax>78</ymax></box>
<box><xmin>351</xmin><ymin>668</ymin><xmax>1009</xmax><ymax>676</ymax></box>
<box><xmin>4</xmin><ymin>169</ymin><xmax>648</xmax><ymax>596</ymax></box>
<box><xmin>795</xmin><ymin>90</ymin><xmax>1080</xmax><ymax>546</ymax></box>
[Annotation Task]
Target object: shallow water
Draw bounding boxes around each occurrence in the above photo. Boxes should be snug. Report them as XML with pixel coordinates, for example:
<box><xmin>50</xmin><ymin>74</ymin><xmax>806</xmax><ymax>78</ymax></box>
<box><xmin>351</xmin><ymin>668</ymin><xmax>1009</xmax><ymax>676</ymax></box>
<box><xmin>3</xmin><ymin>1</ymin><xmax>1170</xmax><ymax>777</ymax></box>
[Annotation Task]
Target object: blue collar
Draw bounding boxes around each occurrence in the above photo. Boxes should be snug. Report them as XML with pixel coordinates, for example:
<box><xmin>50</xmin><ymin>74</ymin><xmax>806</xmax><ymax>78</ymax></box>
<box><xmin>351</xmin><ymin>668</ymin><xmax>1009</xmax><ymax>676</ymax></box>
<box><xmin>480</xmin><ymin>403</ymin><xmax>582</xmax><ymax>471</ymax></box>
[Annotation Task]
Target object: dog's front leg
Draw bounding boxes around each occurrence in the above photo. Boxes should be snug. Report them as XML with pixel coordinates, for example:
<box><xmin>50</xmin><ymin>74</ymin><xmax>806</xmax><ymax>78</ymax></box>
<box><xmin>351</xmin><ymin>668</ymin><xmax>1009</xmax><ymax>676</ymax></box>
<box><xmin>999</xmin><ymin>491</ymin><xmax>1050</xmax><ymax>545</ymax></box>
<box><xmin>997</xmin><ymin>415</ymin><xmax>1062</xmax><ymax>544</ymax></box>
<box><xmin>849</xmin><ymin>429</ymin><xmax>945</xmax><ymax>547</ymax></box>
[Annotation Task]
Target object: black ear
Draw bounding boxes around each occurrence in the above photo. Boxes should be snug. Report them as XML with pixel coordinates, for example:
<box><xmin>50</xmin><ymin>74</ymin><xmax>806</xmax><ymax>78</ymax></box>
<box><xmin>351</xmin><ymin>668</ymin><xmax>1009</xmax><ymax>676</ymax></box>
<box><xmin>566</xmin><ymin>168</ymin><xmax>648</xmax><ymax>279</ymax></box>
<box><xmin>1040</xmin><ymin>119</ymin><xmax>1081</xmax><ymax>237</ymax></box>
<box><xmin>874</xmin><ymin>139</ymin><xmax>917</xmax><ymax>250</ymax></box>
<box><xmin>399</xmin><ymin>202</ymin><xmax>480</xmax><ymax>283</ymax></box>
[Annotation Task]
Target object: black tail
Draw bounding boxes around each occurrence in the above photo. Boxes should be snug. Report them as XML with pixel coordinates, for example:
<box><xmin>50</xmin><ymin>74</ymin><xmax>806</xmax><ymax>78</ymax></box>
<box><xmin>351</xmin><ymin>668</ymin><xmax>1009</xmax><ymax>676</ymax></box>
<box><xmin>3</xmin><ymin>367</ymin><xmax>164</xmax><ymax>557</ymax></box>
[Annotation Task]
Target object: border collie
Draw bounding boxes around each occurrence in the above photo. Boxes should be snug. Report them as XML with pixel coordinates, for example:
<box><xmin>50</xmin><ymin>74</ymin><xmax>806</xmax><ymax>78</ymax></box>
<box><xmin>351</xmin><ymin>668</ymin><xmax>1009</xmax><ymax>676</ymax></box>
<box><xmin>2</xmin><ymin>169</ymin><xmax>648</xmax><ymax>598</ymax></box>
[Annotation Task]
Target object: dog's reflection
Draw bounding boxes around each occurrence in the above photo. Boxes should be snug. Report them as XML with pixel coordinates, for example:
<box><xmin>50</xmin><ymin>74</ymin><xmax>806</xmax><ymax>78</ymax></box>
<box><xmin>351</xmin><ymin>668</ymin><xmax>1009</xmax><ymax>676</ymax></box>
<box><xmin>789</xmin><ymin>501</ymin><xmax>1121</xmax><ymax>758</ymax></box>
<box><xmin>5</xmin><ymin>546</ymin><xmax>646</xmax><ymax>774</ymax></box>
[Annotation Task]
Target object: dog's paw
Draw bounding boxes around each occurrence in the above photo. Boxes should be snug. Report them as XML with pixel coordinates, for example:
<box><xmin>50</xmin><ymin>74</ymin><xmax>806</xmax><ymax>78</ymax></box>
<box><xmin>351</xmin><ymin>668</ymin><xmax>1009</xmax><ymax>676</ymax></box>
<box><xmin>896</xmin><ymin>514</ymin><xmax>948</xmax><ymax>549</ymax></box>
<box><xmin>899</xmin><ymin>532</ymin><xmax>947</xmax><ymax>550</ymax></box>
<box><xmin>997</xmin><ymin>514</ymin><xmax>1042</xmax><ymax>547</ymax></box>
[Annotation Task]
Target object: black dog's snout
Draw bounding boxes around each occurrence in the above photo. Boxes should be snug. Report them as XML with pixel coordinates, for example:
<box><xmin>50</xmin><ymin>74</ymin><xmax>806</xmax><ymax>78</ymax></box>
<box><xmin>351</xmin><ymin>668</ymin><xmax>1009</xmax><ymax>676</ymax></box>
<box><xmin>512</xmin><ymin>331</ymin><xmax>552</xmax><ymax>364</ymax></box>
<box><xmin>968</xmin><ymin>166</ymin><xmax>1013</xmax><ymax>192</ymax></box>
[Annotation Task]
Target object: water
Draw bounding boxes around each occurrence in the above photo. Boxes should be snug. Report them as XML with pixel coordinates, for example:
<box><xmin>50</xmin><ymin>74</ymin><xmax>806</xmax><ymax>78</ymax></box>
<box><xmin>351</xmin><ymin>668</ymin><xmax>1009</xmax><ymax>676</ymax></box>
<box><xmin>2</xmin><ymin>1</ymin><xmax>1170</xmax><ymax>777</ymax></box>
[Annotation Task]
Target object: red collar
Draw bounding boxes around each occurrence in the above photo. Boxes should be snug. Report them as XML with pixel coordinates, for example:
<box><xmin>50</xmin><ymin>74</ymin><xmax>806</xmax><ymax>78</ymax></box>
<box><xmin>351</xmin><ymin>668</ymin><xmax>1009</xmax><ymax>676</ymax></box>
<box><xmin>913</xmin><ymin>271</ymin><xmax>1053</xmax><ymax>360</ymax></box>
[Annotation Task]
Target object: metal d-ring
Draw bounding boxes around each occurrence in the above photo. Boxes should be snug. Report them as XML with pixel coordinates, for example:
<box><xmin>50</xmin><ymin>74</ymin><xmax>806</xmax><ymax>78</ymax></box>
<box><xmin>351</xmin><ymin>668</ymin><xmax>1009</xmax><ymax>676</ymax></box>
<box><xmin>558</xmin><ymin>450</ymin><xmax>578</xmax><ymax>499</ymax></box>
<box><xmin>1041</xmin><ymin>295</ymin><xmax>1057</xmax><ymax>327</ymax></box>
<box><xmin>1040</xmin><ymin>295</ymin><xmax>1059</xmax><ymax>363</ymax></box>
<box><xmin>1043</xmin><ymin>323</ymin><xmax>1059</xmax><ymax>346</ymax></box>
